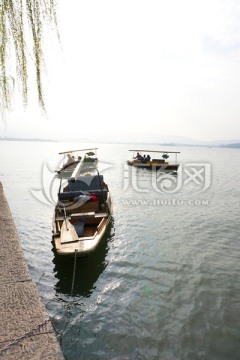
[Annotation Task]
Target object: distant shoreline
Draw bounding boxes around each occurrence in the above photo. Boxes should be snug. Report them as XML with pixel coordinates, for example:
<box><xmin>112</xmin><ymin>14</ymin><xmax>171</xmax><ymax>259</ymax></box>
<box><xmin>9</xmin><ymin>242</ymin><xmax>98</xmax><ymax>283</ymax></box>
<box><xmin>0</xmin><ymin>137</ymin><xmax>57</xmax><ymax>142</ymax></box>
<box><xmin>159</xmin><ymin>142</ymin><xmax>240</xmax><ymax>149</ymax></box>
<box><xmin>1</xmin><ymin>137</ymin><xmax>240</xmax><ymax>148</ymax></box>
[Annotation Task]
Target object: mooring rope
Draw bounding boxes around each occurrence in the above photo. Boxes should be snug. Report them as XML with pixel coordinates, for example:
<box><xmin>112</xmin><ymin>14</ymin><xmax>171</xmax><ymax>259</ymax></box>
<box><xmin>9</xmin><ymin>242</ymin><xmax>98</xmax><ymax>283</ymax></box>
<box><xmin>70</xmin><ymin>250</ymin><xmax>77</xmax><ymax>296</ymax></box>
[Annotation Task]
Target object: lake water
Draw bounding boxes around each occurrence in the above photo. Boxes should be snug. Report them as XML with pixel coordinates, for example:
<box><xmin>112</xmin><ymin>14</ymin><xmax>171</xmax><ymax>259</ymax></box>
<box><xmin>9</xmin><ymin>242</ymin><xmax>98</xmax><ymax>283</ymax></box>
<box><xmin>0</xmin><ymin>141</ymin><xmax>240</xmax><ymax>359</ymax></box>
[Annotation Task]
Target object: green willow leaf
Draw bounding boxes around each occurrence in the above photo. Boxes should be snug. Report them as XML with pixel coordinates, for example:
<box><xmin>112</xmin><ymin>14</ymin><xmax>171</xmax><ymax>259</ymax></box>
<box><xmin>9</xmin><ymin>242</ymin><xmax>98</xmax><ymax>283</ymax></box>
<box><xmin>0</xmin><ymin>0</ymin><xmax>59</xmax><ymax>114</ymax></box>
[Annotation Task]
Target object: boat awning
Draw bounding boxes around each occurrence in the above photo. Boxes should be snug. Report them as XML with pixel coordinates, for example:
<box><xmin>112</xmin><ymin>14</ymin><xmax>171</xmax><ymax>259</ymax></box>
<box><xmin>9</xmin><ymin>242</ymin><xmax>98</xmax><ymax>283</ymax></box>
<box><xmin>129</xmin><ymin>149</ymin><xmax>180</xmax><ymax>153</ymax></box>
<box><xmin>59</xmin><ymin>148</ymin><xmax>98</xmax><ymax>155</ymax></box>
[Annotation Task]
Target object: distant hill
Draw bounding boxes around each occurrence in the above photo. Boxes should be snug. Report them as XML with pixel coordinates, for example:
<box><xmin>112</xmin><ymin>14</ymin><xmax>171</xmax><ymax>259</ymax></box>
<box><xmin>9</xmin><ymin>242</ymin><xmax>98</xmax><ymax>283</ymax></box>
<box><xmin>1</xmin><ymin>134</ymin><xmax>240</xmax><ymax>148</ymax></box>
<box><xmin>219</xmin><ymin>143</ymin><xmax>240</xmax><ymax>148</ymax></box>
<box><xmin>159</xmin><ymin>142</ymin><xmax>240</xmax><ymax>148</ymax></box>
<box><xmin>0</xmin><ymin>137</ymin><xmax>56</xmax><ymax>142</ymax></box>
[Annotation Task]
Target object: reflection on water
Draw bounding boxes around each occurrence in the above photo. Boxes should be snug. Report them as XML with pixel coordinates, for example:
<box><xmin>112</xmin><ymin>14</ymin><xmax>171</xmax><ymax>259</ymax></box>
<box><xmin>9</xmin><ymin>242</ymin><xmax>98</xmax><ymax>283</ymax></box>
<box><xmin>52</xmin><ymin>219</ymin><xmax>114</xmax><ymax>297</ymax></box>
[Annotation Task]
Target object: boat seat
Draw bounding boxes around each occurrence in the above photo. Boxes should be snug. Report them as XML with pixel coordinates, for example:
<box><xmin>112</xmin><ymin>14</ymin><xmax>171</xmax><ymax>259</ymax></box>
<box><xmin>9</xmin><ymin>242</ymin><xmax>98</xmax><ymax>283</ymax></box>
<box><xmin>55</xmin><ymin>215</ymin><xmax>71</xmax><ymax>221</ymax></box>
<box><xmin>58</xmin><ymin>191</ymin><xmax>86</xmax><ymax>201</ymax></box>
<box><xmin>64</xmin><ymin>201</ymin><xmax>99</xmax><ymax>214</ymax></box>
<box><xmin>68</xmin><ymin>175</ymin><xmax>104</xmax><ymax>191</ymax></box>
<box><xmin>71</xmin><ymin>212</ymin><xmax>95</xmax><ymax>217</ymax></box>
<box><xmin>95</xmin><ymin>213</ymin><xmax>108</xmax><ymax>218</ymax></box>
<box><xmin>58</xmin><ymin>189</ymin><xmax>107</xmax><ymax>201</ymax></box>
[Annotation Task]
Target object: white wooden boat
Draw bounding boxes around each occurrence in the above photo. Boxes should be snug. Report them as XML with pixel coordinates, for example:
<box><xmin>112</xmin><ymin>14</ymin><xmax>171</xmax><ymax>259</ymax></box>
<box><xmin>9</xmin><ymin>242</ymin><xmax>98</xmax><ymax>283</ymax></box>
<box><xmin>52</xmin><ymin>168</ymin><xmax>112</xmax><ymax>256</ymax></box>
<box><xmin>127</xmin><ymin>149</ymin><xmax>180</xmax><ymax>171</ymax></box>
<box><xmin>56</xmin><ymin>148</ymin><xmax>98</xmax><ymax>175</ymax></box>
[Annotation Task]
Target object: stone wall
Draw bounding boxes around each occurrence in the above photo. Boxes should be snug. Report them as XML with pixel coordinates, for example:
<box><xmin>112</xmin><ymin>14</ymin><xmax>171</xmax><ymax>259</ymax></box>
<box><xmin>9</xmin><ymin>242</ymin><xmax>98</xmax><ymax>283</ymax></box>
<box><xmin>0</xmin><ymin>182</ymin><xmax>64</xmax><ymax>359</ymax></box>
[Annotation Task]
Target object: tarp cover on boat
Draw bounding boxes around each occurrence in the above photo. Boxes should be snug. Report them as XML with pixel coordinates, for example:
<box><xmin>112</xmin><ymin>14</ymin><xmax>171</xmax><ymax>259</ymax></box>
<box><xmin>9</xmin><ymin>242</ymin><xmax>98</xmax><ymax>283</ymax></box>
<box><xmin>68</xmin><ymin>175</ymin><xmax>104</xmax><ymax>192</ymax></box>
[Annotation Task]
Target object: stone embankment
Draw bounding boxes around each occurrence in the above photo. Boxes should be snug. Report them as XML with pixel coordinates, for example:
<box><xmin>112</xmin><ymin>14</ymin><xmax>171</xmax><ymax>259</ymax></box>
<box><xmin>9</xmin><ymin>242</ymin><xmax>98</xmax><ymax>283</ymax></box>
<box><xmin>0</xmin><ymin>182</ymin><xmax>64</xmax><ymax>359</ymax></box>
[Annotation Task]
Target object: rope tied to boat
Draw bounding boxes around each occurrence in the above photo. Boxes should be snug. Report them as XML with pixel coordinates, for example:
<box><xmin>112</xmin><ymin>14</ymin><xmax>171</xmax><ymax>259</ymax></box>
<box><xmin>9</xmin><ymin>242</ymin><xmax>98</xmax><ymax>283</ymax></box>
<box><xmin>70</xmin><ymin>250</ymin><xmax>78</xmax><ymax>296</ymax></box>
<box><xmin>53</xmin><ymin>251</ymin><xmax>79</xmax><ymax>345</ymax></box>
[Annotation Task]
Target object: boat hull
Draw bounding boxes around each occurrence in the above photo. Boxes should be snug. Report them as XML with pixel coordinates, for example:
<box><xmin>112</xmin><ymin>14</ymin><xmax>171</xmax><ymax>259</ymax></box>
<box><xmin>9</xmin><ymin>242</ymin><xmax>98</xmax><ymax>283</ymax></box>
<box><xmin>127</xmin><ymin>160</ymin><xmax>179</xmax><ymax>171</ymax></box>
<box><xmin>53</xmin><ymin>215</ymin><xmax>111</xmax><ymax>256</ymax></box>
<box><xmin>52</xmin><ymin>187</ymin><xmax>112</xmax><ymax>256</ymax></box>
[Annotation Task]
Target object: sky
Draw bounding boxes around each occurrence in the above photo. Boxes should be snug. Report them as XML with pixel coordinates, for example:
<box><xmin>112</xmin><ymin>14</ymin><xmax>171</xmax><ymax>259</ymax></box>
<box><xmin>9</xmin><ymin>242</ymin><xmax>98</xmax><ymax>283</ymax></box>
<box><xmin>1</xmin><ymin>0</ymin><xmax>240</xmax><ymax>143</ymax></box>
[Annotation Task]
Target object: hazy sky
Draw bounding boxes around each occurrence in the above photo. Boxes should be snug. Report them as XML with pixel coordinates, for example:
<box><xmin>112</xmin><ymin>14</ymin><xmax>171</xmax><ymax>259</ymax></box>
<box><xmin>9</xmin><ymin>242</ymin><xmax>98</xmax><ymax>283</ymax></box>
<box><xmin>1</xmin><ymin>0</ymin><xmax>240</xmax><ymax>142</ymax></box>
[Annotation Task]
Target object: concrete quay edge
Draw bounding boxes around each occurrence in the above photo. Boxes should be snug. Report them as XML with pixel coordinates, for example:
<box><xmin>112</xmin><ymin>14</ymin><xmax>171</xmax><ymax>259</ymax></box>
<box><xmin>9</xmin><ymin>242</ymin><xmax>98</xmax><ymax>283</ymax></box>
<box><xmin>0</xmin><ymin>182</ymin><xmax>64</xmax><ymax>359</ymax></box>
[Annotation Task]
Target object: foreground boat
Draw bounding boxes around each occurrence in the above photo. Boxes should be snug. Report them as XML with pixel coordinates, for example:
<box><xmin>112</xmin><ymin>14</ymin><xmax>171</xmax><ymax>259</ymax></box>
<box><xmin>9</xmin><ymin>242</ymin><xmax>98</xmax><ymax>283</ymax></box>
<box><xmin>56</xmin><ymin>148</ymin><xmax>98</xmax><ymax>175</ymax></box>
<box><xmin>52</xmin><ymin>164</ymin><xmax>112</xmax><ymax>256</ymax></box>
<box><xmin>127</xmin><ymin>149</ymin><xmax>180</xmax><ymax>171</ymax></box>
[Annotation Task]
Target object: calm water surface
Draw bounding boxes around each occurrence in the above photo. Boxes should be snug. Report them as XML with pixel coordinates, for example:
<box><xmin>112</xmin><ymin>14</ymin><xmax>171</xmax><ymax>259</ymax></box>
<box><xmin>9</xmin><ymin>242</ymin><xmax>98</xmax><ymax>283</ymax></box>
<box><xmin>0</xmin><ymin>141</ymin><xmax>240</xmax><ymax>359</ymax></box>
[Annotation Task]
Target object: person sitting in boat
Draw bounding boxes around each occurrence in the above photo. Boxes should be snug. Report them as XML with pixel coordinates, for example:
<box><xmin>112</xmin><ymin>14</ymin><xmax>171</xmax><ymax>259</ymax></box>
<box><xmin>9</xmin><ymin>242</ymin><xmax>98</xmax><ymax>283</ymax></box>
<box><xmin>146</xmin><ymin>154</ymin><xmax>151</xmax><ymax>162</ymax></box>
<box><xmin>142</xmin><ymin>155</ymin><xmax>148</xmax><ymax>163</ymax></box>
<box><xmin>66</xmin><ymin>154</ymin><xmax>75</xmax><ymax>165</ymax></box>
<box><xmin>134</xmin><ymin>152</ymin><xmax>143</xmax><ymax>161</ymax></box>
